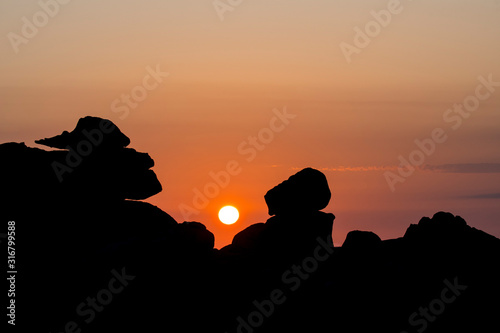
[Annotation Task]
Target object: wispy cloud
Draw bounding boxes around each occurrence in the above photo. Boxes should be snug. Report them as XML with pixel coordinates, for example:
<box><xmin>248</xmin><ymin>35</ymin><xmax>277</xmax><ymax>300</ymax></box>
<box><xmin>290</xmin><ymin>163</ymin><xmax>500</xmax><ymax>174</ymax></box>
<box><xmin>466</xmin><ymin>193</ymin><xmax>500</xmax><ymax>199</ymax></box>
<box><xmin>421</xmin><ymin>163</ymin><xmax>500</xmax><ymax>174</ymax></box>
<box><xmin>291</xmin><ymin>166</ymin><xmax>398</xmax><ymax>172</ymax></box>
<box><xmin>318</xmin><ymin>166</ymin><xmax>399</xmax><ymax>172</ymax></box>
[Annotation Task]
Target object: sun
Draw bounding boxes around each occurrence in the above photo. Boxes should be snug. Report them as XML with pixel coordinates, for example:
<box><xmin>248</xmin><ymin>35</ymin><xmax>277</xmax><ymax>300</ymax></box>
<box><xmin>219</xmin><ymin>206</ymin><xmax>239</xmax><ymax>225</ymax></box>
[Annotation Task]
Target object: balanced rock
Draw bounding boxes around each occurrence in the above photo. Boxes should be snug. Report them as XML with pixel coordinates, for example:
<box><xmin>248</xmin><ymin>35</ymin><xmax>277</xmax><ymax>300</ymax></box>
<box><xmin>265</xmin><ymin>167</ymin><xmax>331</xmax><ymax>216</ymax></box>
<box><xmin>220</xmin><ymin>168</ymin><xmax>335</xmax><ymax>272</ymax></box>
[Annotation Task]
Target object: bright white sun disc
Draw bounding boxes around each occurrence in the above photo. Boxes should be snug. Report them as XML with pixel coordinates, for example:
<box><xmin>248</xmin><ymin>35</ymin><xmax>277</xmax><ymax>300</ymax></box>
<box><xmin>219</xmin><ymin>206</ymin><xmax>239</xmax><ymax>225</ymax></box>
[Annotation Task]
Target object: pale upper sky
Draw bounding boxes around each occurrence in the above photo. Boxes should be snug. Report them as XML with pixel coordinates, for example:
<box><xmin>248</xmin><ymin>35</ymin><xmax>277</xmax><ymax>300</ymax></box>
<box><xmin>1</xmin><ymin>0</ymin><xmax>499</xmax><ymax>247</ymax></box>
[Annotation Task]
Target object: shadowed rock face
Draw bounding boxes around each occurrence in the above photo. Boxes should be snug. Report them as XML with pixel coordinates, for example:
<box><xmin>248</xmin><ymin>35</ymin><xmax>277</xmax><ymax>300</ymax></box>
<box><xmin>342</xmin><ymin>230</ymin><xmax>382</xmax><ymax>250</ymax></box>
<box><xmin>264</xmin><ymin>167</ymin><xmax>331</xmax><ymax>216</ymax></box>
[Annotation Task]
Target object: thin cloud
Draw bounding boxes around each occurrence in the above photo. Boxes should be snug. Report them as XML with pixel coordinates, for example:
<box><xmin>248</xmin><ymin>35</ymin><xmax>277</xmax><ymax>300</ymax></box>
<box><xmin>318</xmin><ymin>166</ymin><xmax>399</xmax><ymax>172</ymax></box>
<box><xmin>290</xmin><ymin>163</ymin><xmax>500</xmax><ymax>174</ymax></box>
<box><xmin>421</xmin><ymin>163</ymin><xmax>500</xmax><ymax>174</ymax></box>
<box><xmin>291</xmin><ymin>166</ymin><xmax>399</xmax><ymax>172</ymax></box>
<box><xmin>466</xmin><ymin>193</ymin><xmax>500</xmax><ymax>199</ymax></box>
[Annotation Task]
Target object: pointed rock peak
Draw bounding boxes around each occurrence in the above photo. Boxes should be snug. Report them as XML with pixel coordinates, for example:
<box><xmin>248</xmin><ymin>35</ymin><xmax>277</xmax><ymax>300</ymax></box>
<box><xmin>35</xmin><ymin>116</ymin><xmax>130</xmax><ymax>150</ymax></box>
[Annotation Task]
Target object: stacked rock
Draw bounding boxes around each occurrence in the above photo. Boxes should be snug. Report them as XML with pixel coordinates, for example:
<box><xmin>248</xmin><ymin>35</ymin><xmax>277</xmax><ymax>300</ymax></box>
<box><xmin>34</xmin><ymin>116</ymin><xmax>162</xmax><ymax>201</ymax></box>
<box><xmin>224</xmin><ymin>167</ymin><xmax>335</xmax><ymax>264</ymax></box>
<box><xmin>264</xmin><ymin>167</ymin><xmax>332</xmax><ymax>216</ymax></box>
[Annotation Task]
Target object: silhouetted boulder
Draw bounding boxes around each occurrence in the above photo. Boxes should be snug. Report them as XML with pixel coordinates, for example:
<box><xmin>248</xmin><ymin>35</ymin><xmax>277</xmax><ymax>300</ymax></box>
<box><xmin>265</xmin><ymin>167</ymin><xmax>331</xmax><ymax>216</ymax></box>
<box><xmin>231</xmin><ymin>223</ymin><xmax>266</xmax><ymax>250</ymax></box>
<box><xmin>342</xmin><ymin>230</ymin><xmax>381</xmax><ymax>250</ymax></box>
<box><xmin>177</xmin><ymin>221</ymin><xmax>215</xmax><ymax>253</ymax></box>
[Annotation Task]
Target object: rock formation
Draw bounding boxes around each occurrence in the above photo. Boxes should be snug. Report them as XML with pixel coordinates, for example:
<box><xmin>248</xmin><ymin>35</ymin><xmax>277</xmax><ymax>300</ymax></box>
<box><xmin>1</xmin><ymin>117</ymin><xmax>499</xmax><ymax>333</ymax></box>
<box><xmin>35</xmin><ymin>116</ymin><xmax>130</xmax><ymax>150</ymax></box>
<box><xmin>0</xmin><ymin>117</ymin><xmax>215</xmax><ymax>332</ymax></box>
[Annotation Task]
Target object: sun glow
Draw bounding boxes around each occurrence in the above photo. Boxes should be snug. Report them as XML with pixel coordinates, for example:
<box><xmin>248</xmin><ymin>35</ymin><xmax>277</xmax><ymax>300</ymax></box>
<box><xmin>218</xmin><ymin>206</ymin><xmax>239</xmax><ymax>225</ymax></box>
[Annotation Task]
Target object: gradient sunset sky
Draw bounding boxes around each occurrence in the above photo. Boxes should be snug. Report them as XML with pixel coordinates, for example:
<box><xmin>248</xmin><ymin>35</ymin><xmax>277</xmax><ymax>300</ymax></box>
<box><xmin>1</xmin><ymin>0</ymin><xmax>499</xmax><ymax>248</ymax></box>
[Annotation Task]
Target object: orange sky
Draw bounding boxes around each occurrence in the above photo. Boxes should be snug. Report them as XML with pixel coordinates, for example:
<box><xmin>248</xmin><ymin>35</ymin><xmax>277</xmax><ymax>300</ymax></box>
<box><xmin>1</xmin><ymin>0</ymin><xmax>499</xmax><ymax>248</ymax></box>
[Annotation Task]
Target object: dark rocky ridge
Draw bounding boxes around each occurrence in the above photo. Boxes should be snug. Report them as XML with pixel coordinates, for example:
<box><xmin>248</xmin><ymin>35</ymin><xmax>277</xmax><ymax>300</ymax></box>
<box><xmin>1</xmin><ymin>117</ymin><xmax>498</xmax><ymax>333</ymax></box>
